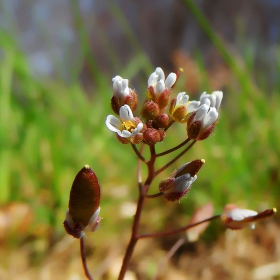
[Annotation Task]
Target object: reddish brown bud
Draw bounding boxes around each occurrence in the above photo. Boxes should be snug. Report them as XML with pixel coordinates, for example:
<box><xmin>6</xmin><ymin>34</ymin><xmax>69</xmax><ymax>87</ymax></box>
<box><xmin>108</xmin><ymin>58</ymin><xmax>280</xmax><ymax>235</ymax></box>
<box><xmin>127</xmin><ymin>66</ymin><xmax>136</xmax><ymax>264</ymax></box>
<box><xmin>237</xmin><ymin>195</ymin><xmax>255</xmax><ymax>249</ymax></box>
<box><xmin>175</xmin><ymin>159</ymin><xmax>205</xmax><ymax>178</ymax></box>
<box><xmin>159</xmin><ymin>160</ymin><xmax>205</xmax><ymax>202</ymax></box>
<box><xmin>186</xmin><ymin>104</ymin><xmax>218</xmax><ymax>140</ymax></box>
<box><xmin>124</xmin><ymin>89</ymin><xmax>138</xmax><ymax>112</ymax></box>
<box><xmin>64</xmin><ymin>165</ymin><xmax>101</xmax><ymax>238</ymax></box>
<box><xmin>158</xmin><ymin>129</ymin><xmax>166</xmax><ymax>141</ymax></box>
<box><xmin>155</xmin><ymin>113</ymin><xmax>170</xmax><ymax>129</ymax></box>
<box><xmin>141</xmin><ymin>100</ymin><xmax>160</xmax><ymax>120</ymax></box>
<box><xmin>116</xmin><ymin>134</ymin><xmax>130</xmax><ymax>144</ymax></box>
<box><xmin>111</xmin><ymin>96</ymin><xmax>121</xmax><ymax>115</ymax></box>
<box><xmin>111</xmin><ymin>89</ymin><xmax>138</xmax><ymax>115</ymax></box>
<box><xmin>131</xmin><ymin>133</ymin><xmax>143</xmax><ymax>144</ymax></box>
<box><xmin>143</xmin><ymin>128</ymin><xmax>161</xmax><ymax>146</ymax></box>
<box><xmin>146</xmin><ymin>86</ymin><xmax>155</xmax><ymax>100</ymax></box>
<box><xmin>171</xmin><ymin>105</ymin><xmax>187</xmax><ymax>123</ymax></box>
<box><xmin>157</xmin><ymin>89</ymin><xmax>170</xmax><ymax>109</ymax></box>
<box><xmin>69</xmin><ymin>166</ymin><xmax>100</xmax><ymax>228</ymax></box>
<box><xmin>146</xmin><ymin>120</ymin><xmax>154</xmax><ymax>128</ymax></box>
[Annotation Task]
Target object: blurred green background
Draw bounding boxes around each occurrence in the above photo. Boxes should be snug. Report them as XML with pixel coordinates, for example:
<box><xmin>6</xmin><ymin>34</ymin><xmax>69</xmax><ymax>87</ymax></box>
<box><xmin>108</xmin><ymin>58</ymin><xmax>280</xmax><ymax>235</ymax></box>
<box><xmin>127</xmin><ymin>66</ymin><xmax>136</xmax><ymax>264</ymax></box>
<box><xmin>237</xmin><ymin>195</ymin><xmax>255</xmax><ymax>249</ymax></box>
<box><xmin>0</xmin><ymin>0</ymin><xmax>279</xmax><ymax>279</ymax></box>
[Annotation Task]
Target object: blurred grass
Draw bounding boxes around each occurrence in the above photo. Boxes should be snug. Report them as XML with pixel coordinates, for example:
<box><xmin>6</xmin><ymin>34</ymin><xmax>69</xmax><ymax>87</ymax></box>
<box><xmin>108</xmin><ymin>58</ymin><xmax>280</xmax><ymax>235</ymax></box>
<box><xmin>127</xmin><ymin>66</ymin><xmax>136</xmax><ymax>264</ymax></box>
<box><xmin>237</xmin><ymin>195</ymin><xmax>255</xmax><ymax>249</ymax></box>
<box><xmin>0</xmin><ymin>0</ymin><xmax>279</xmax><ymax>268</ymax></box>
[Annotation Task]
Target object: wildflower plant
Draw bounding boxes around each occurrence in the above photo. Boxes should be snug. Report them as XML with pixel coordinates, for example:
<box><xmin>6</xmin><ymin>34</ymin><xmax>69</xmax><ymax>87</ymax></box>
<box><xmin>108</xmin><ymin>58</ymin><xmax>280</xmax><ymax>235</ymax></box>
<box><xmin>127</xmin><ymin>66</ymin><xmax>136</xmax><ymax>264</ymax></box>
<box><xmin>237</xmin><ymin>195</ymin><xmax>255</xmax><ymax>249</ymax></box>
<box><xmin>64</xmin><ymin>67</ymin><xmax>276</xmax><ymax>280</ymax></box>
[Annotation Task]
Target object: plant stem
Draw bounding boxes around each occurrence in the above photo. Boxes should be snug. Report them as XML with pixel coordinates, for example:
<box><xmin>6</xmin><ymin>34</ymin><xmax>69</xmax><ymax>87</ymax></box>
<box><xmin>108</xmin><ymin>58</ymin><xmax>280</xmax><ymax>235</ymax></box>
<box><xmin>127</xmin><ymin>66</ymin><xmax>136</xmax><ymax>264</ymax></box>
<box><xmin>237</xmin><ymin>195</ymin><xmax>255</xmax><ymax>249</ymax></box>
<box><xmin>131</xmin><ymin>143</ymin><xmax>147</xmax><ymax>162</ymax></box>
<box><xmin>80</xmin><ymin>238</ymin><xmax>94</xmax><ymax>280</ymax></box>
<box><xmin>117</xmin><ymin>194</ymin><xmax>144</xmax><ymax>280</ymax></box>
<box><xmin>154</xmin><ymin>140</ymin><xmax>196</xmax><ymax>177</ymax></box>
<box><xmin>156</xmin><ymin>138</ymin><xmax>190</xmax><ymax>157</ymax></box>
<box><xmin>138</xmin><ymin>215</ymin><xmax>220</xmax><ymax>239</ymax></box>
<box><xmin>144</xmin><ymin>192</ymin><xmax>163</xmax><ymax>198</ymax></box>
<box><xmin>118</xmin><ymin>145</ymin><xmax>156</xmax><ymax>280</ymax></box>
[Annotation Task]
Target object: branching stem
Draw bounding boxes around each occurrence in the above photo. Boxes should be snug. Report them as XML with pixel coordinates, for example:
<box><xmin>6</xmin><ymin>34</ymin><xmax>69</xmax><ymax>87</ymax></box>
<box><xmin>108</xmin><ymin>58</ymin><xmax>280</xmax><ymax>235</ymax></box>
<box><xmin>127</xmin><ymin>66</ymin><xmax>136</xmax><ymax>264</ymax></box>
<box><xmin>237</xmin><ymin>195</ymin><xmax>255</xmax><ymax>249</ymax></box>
<box><xmin>154</xmin><ymin>140</ymin><xmax>197</xmax><ymax>177</ymax></box>
<box><xmin>131</xmin><ymin>143</ymin><xmax>147</xmax><ymax>163</ymax></box>
<box><xmin>156</xmin><ymin>138</ymin><xmax>190</xmax><ymax>157</ymax></box>
<box><xmin>139</xmin><ymin>215</ymin><xmax>220</xmax><ymax>239</ymax></box>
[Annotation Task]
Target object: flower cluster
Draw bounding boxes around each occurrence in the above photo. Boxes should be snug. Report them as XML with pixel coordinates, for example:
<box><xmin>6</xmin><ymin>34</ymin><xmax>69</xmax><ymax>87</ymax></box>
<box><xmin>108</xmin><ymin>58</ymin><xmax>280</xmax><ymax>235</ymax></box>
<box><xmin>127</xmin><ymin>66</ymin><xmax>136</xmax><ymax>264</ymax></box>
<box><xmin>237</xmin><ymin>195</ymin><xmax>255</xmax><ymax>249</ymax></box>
<box><xmin>63</xmin><ymin>67</ymin><xmax>276</xmax><ymax>280</ymax></box>
<box><xmin>106</xmin><ymin>67</ymin><xmax>223</xmax><ymax>145</ymax></box>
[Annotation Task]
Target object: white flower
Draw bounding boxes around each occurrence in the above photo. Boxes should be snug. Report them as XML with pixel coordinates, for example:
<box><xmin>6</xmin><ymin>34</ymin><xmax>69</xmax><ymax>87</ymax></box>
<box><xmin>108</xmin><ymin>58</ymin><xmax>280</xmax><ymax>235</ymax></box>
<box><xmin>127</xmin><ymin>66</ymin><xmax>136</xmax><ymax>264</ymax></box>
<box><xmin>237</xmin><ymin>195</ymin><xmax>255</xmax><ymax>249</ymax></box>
<box><xmin>221</xmin><ymin>204</ymin><xmax>258</xmax><ymax>230</ymax></box>
<box><xmin>187</xmin><ymin>104</ymin><xmax>219</xmax><ymax>140</ymax></box>
<box><xmin>221</xmin><ymin>204</ymin><xmax>277</xmax><ymax>230</ymax></box>
<box><xmin>112</xmin><ymin>76</ymin><xmax>130</xmax><ymax>101</ymax></box>
<box><xmin>148</xmin><ymin>67</ymin><xmax>176</xmax><ymax>94</ymax></box>
<box><xmin>193</xmin><ymin>104</ymin><xmax>218</xmax><ymax>129</ymax></box>
<box><xmin>106</xmin><ymin>105</ymin><xmax>143</xmax><ymax>139</ymax></box>
<box><xmin>171</xmin><ymin>92</ymin><xmax>201</xmax><ymax>121</ymax></box>
<box><xmin>159</xmin><ymin>159</ymin><xmax>204</xmax><ymax>202</ymax></box>
<box><xmin>200</xmin><ymin>91</ymin><xmax>223</xmax><ymax>110</ymax></box>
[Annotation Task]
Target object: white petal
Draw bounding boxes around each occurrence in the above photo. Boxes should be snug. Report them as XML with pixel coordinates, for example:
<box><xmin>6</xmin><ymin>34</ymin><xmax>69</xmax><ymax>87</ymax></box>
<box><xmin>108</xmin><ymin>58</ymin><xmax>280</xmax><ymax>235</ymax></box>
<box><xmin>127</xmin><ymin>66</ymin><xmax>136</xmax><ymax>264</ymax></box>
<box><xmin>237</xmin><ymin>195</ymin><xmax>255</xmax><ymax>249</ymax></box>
<box><xmin>65</xmin><ymin>209</ymin><xmax>75</xmax><ymax>228</ymax></box>
<box><xmin>200</xmin><ymin>91</ymin><xmax>207</xmax><ymax>101</ymax></box>
<box><xmin>186</xmin><ymin>101</ymin><xmax>200</xmax><ymax>113</ymax></box>
<box><xmin>155</xmin><ymin>80</ymin><xmax>165</xmax><ymax>94</ymax></box>
<box><xmin>131</xmin><ymin>122</ymin><xmax>143</xmax><ymax>136</ymax></box>
<box><xmin>213</xmin><ymin>91</ymin><xmax>223</xmax><ymax>110</ymax></box>
<box><xmin>230</xmin><ymin>209</ymin><xmax>258</xmax><ymax>221</ymax></box>
<box><xmin>119</xmin><ymin>105</ymin><xmax>134</xmax><ymax>121</ymax></box>
<box><xmin>148</xmin><ymin>72</ymin><xmax>158</xmax><ymax>87</ymax></box>
<box><xmin>194</xmin><ymin>104</ymin><xmax>209</xmax><ymax>122</ymax></box>
<box><xmin>155</xmin><ymin>67</ymin><xmax>165</xmax><ymax>81</ymax></box>
<box><xmin>84</xmin><ymin>207</ymin><xmax>101</xmax><ymax>232</ymax></box>
<box><xmin>112</xmin><ymin>75</ymin><xmax>122</xmax><ymax>83</ymax></box>
<box><xmin>106</xmin><ymin>115</ymin><xmax>123</xmax><ymax>133</ymax></box>
<box><xmin>165</xmin><ymin>72</ymin><xmax>176</xmax><ymax>88</ymax></box>
<box><xmin>174</xmin><ymin>174</ymin><xmax>197</xmax><ymax>193</ymax></box>
<box><xmin>201</xmin><ymin>98</ymin><xmax>211</xmax><ymax>106</ymax></box>
<box><xmin>201</xmin><ymin>108</ymin><xmax>218</xmax><ymax>129</ymax></box>
<box><xmin>230</xmin><ymin>210</ymin><xmax>245</xmax><ymax>221</ymax></box>
<box><xmin>175</xmin><ymin>92</ymin><xmax>188</xmax><ymax>106</ymax></box>
<box><xmin>119</xmin><ymin>130</ymin><xmax>132</xmax><ymax>138</ymax></box>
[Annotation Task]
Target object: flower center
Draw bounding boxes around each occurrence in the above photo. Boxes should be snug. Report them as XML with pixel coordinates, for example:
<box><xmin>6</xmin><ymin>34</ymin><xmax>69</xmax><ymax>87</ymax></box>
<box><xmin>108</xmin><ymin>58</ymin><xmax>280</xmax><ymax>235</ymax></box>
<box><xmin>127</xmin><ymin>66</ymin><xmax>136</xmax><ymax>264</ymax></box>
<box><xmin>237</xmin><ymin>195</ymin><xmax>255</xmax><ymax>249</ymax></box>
<box><xmin>123</xmin><ymin>120</ymin><xmax>136</xmax><ymax>132</ymax></box>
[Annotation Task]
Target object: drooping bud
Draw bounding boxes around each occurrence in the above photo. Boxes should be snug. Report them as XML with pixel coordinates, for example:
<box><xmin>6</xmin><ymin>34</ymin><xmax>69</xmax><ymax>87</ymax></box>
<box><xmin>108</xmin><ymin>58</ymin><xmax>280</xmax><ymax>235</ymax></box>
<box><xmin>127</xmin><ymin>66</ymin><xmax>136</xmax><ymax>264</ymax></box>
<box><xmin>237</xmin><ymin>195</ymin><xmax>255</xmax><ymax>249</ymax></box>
<box><xmin>159</xmin><ymin>159</ymin><xmax>205</xmax><ymax>202</ymax></box>
<box><xmin>63</xmin><ymin>165</ymin><xmax>101</xmax><ymax>238</ymax></box>
<box><xmin>221</xmin><ymin>204</ymin><xmax>277</xmax><ymax>230</ymax></box>
<box><xmin>187</xmin><ymin>104</ymin><xmax>218</xmax><ymax>140</ymax></box>
<box><xmin>143</xmin><ymin>128</ymin><xmax>161</xmax><ymax>146</ymax></box>
<box><xmin>111</xmin><ymin>76</ymin><xmax>138</xmax><ymax>114</ymax></box>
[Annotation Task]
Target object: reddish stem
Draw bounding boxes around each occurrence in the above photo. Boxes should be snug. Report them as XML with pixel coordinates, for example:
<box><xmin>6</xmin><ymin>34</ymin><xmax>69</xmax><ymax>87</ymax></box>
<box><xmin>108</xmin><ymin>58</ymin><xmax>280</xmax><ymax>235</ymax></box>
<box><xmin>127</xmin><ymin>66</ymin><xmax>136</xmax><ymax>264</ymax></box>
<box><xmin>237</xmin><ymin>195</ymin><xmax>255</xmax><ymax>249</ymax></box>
<box><xmin>118</xmin><ymin>145</ymin><xmax>157</xmax><ymax>280</ymax></box>
<box><xmin>154</xmin><ymin>140</ymin><xmax>196</xmax><ymax>177</ymax></box>
<box><xmin>139</xmin><ymin>215</ymin><xmax>220</xmax><ymax>239</ymax></box>
<box><xmin>156</xmin><ymin>138</ymin><xmax>190</xmax><ymax>157</ymax></box>
<box><xmin>131</xmin><ymin>143</ymin><xmax>147</xmax><ymax>163</ymax></box>
<box><xmin>80</xmin><ymin>238</ymin><xmax>94</xmax><ymax>280</ymax></box>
